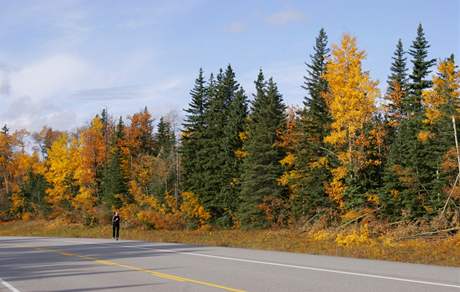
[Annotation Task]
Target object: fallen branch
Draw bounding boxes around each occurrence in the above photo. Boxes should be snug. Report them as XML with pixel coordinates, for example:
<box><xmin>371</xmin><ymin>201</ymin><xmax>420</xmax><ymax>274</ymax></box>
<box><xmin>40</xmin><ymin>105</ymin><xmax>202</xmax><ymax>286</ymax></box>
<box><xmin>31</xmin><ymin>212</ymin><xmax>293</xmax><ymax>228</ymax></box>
<box><xmin>338</xmin><ymin>208</ymin><xmax>381</xmax><ymax>230</ymax></box>
<box><xmin>388</xmin><ymin>220</ymin><xmax>406</xmax><ymax>226</ymax></box>
<box><xmin>397</xmin><ymin>227</ymin><xmax>460</xmax><ymax>241</ymax></box>
<box><xmin>441</xmin><ymin>173</ymin><xmax>460</xmax><ymax>216</ymax></box>
<box><xmin>298</xmin><ymin>213</ymin><xmax>321</xmax><ymax>234</ymax></box>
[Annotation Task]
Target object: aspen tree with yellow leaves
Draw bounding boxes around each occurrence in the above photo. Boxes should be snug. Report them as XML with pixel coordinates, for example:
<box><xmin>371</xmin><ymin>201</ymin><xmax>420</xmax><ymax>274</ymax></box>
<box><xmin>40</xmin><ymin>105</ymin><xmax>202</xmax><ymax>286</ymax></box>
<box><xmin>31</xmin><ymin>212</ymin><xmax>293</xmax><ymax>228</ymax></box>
<box><xmin>44</xmin><ymin>133</ymin><xmax>79</xmax><ymax>216</ymax></box>
<box><xmin>323</xmin><ymin>34</ymin><xmax>380</xmax><ymax>210</ymax></box>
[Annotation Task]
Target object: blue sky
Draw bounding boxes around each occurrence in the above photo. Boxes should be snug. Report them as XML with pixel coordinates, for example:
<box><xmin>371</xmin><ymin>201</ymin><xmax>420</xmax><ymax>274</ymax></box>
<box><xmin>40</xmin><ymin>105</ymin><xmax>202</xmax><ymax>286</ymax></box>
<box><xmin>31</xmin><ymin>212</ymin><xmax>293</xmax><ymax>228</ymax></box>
<box><xmin>0</xmin><ymin>0</ymin><xmax>458</xmax><ymax>131</ymax></box>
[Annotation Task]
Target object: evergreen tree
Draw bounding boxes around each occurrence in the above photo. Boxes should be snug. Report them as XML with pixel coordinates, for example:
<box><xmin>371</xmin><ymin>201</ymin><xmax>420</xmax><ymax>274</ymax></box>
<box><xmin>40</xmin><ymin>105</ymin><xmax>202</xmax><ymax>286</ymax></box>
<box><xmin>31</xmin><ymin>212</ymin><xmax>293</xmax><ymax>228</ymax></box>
<box><xmin>290</xmin><ymin>29</ymin><xmax>332</xmax><ymax>219</ymax></box>
<box><xmin>200</xmin><ymin>69</ymin><xmax>227</xmax><ymax>219</ymax></box>
<box><xmin>220</xmin><ymin>86</ymin><xmax>248</xmax><ymax>225</ymax></box>
<box><xmin>19</xmin><ymin>169</ymin><xmax>48</xmax><ymax>215</ymax></box>
<box><xmin>156</xmin><ymin>116</ymin><xmax>175</xmax><ymax>159</ymax></box>
<box><xmin>199</xmin><ymin>65</ymin><xmax>247</xmax><ymax>225</ymax></box>
<box><xmin>388</xmin><ymin>39</ymin><xmax>409</xmax><ymax>95</ymax></box>
<box><xmin>381</xmin><ymin>24</ymin><xmax>437</xmax><ymax>218</ymax></box>
<box><xmin>386</xmin><ymin>39</ymin><xmax>410</xmax><ymax>120</ymax></box>
<box><xmin>408</xmin><ymin>23</ymin><xmax>436</xmax><ymax>113</ymax></box>
<box><xmin>181</xmin><ymin>69</ymin><xmax>208</xmax><ymax>196</ymax></box>
<box><xmin>302</xmin><ymin>28</ymin><xmax>330</xmax><ymax>133</ymax></box>
<box><xmin>102</xmin><ymin>117</ymin><xmax>128</xmax><ymax>207</ymax></box>
<box><xmin>239</xmin><ymin>71</ymin><xmax>286</xmax><ymax>228</ymax></box>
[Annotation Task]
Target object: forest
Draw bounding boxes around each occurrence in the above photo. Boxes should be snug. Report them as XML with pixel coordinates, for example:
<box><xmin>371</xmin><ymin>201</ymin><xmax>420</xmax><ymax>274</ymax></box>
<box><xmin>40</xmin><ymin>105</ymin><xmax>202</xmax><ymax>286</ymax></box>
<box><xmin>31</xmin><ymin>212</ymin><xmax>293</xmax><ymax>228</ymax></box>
<box><xmin>1</xmin><ymin>24</ymin><xmax>459</xmax><ymax>233</ymax></box>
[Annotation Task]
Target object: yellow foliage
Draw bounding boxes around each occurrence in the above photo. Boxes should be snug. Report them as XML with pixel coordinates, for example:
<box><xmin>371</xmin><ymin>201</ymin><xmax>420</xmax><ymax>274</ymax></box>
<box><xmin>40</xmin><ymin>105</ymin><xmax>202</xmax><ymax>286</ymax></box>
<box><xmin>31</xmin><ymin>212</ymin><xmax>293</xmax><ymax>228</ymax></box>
<box><xmin>239</xmin><ymin>131</ymin><xmax>248</xmax><ymax>142</ymax></box>
<box><xmin>342</xmin><ymin>210</ymin><xmax>361</xmax><ymax>221</ymax></box>
<box><xmin>163</xmin><ymin>192</ymin><xmax>178</xmax><ymax>213</ymax></box>
<box><xmin>336</xmin><ymin>224</ymin><xmax>372</xmax><ymax>247</ymax></box>
<box><xmin>234</xmin><ymin>149</ymin><xmax>248</xmax><ymax>159</ymax></box>
<box><xmin>72</xmin><ymin>188</ymin><xmax>96</xmax><ymax>214</ymax></box>
<box><xmin>180</xmin><ymin>130</ymin><xmax>191</xmax><ymax>139</ymax></box>
<box><xmin>180</xmin><ymin>191</ymin><xmax>210</xmax><ymax>226</ymax></box>
<box><xmin>323</xmin><ymin>34</ymin><xmax>379</xmax><ymax>149</ymax></box>
<box><xmin>311</xmin><ymin>230</ymin><xmax>332</xmax><ymax>241</ymax></box>
<box><xmin>136</xmin><ymin>210</ymin><xmax>184</xmax><ymax>230</ymax></box>
<box><xmin>128</xmin><ymin>180</ymin><xmax>163</xmax><ymax>211</ymax></box>
<box><xmin>10</xmin><ymin>193</ymin><xmax>25</xmax><ymax>214</ymax></box>
<box><xmin>384</xmin><ymin>80</ymin><xmax>404</xmax><ymax>124</ymax></box>
<box><xmin>423</xmin><ymin>59</ymin><xmax>460</xmax><ymax>125</ymax></box>
<box><xmin>322</xmin><ymin>35</ymin><xmax>380</xmax><ymax>210</ymax></box>
<box><xmin>277</xmin><ymin>170</ymin><xmax>300</xmax><ymax>186</ymax></box>
<box><xmin>325</xmin><ymin>166</ymin><xmax>348</xmax><ymax>206</ymax></box>
<box><xmin>390</xmin><ymin>189</ymin><xmax>400</xmax><ymax>200</ymax></box>
<box><xmin>367</xmin><ymin>193</ymin><xmax>380</xmax><ymax>205</ymax></box>
<box><xmin>309</xmin><ymin>156</ymin><xmax>329</xmax><ymax>169</ymax></box>
<box><xmin>279</xmin><ymin>153</ymin><xmax>295</xmax><ymax>167</ymax></box>
<box><xmin>21</xmin><ymin>212</ymin><xmax>32</xmax><ymax>222</ymax></box>
<box><xmin>44</xmin><ymin>133</ymin><xmax>79</xmax><ymax>210</ymax></box>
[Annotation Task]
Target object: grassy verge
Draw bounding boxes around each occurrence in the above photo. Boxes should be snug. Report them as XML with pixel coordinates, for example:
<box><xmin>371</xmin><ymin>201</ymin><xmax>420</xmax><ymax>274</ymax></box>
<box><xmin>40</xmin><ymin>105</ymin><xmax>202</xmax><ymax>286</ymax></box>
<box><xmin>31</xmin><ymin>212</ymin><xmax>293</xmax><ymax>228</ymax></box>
<box><xmin>1</xmin><ymin>220</ymin><xmax>459</xmax><ymax>267</ymax></box>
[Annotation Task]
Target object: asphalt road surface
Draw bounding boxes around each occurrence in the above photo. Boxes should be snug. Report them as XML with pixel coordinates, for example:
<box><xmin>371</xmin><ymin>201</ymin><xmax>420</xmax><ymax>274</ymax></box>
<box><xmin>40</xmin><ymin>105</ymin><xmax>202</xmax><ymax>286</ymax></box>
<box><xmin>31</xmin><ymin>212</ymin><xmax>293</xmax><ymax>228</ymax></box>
<box><xmin>0</xmin><ymin>236</ymin><xmax>459</xmax><ymax>292</ymax></box>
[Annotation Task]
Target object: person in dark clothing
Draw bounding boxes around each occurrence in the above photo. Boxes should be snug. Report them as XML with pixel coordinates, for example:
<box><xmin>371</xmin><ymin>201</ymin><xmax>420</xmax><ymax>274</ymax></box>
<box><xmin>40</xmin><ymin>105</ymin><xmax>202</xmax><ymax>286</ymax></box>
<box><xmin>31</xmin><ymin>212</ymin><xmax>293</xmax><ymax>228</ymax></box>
<box><xmin>112</xmin><ymin>211</ymin><xmax>120</xmax><ymax>240</ymax></box>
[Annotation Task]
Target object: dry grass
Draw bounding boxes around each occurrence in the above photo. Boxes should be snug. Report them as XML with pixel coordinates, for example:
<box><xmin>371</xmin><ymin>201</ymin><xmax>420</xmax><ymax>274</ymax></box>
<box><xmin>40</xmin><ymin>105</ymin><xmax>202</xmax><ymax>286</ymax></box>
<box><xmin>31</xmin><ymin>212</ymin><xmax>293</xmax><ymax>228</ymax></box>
<box><xmin>1</xmin><ymin>220</ymin><xmax>459</xmax><ymax>267</ymax></box>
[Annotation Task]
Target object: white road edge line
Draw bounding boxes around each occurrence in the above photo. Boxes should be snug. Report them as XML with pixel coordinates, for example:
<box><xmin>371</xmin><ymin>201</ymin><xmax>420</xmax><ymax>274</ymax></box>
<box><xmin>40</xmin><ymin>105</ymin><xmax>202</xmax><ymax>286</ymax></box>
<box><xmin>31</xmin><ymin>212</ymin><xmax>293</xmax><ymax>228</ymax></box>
<box><xmin>122</xmin><ymin>244</ymin><xmax>460</xmax><ymax>289</ymax></box>
<box><xmin>33</xmin><ymin>238</ymin><xmax>460</xmax><ymax>289</ymax></box>
<box><xmin>0</xmin><ymin>278</ymin><xmax>21</xmax><ymax>292</ymax></box>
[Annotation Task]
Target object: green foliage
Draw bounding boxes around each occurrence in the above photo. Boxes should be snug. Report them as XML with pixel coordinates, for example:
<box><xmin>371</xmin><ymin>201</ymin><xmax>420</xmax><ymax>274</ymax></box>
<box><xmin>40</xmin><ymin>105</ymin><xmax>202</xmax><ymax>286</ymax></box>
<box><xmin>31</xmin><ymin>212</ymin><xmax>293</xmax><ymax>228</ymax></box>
<box><xmin>3</xmin><ymin>23</ymin><xmax>459</xmax><ymax>231</ymax></box>
<box><xmin>181</xmin><ymin>69</ymin><xmax>208</xmax><ymax>195</ymax></box>
<box><xmin>102</xmin><ymin>117</ymin><xmax>128</xmax><ymax>208</ymax></box>
<box><xmin>408</xmin><ymin>23</ymin><xmax>436</xmax><ymax>113</ymax></box>
<box><xmin>289</xmin><ymin>28</ymin><xmax>333</xmax><ymax>220</ymax></box>
<box><xmin>381</xmin><ymin>24</ymin><xmax>439</xmax><ymax>218</ymax></box>
<box><xmin>156</xmin><ymin>117</ymin><xmax>176</xmax><ymax>159</ymax></box>
<box><xmin>238</xmin><ymin>71</ymin><xmax>286</xmax><ymax>228</ymax></box>
<box><xmin>199</xmin><ymin>65</ymin><xmax>248</xmax><ymax>226</ymax></box>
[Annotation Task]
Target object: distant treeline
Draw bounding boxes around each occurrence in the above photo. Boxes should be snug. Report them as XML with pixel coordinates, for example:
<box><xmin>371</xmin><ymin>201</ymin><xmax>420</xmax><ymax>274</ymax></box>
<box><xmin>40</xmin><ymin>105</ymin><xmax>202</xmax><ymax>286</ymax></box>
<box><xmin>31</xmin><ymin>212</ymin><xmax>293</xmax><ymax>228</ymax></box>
<box><xmin>1</xmin><ymin>24</ymin><xmax>459</xmax><ymax>229</ymax></box>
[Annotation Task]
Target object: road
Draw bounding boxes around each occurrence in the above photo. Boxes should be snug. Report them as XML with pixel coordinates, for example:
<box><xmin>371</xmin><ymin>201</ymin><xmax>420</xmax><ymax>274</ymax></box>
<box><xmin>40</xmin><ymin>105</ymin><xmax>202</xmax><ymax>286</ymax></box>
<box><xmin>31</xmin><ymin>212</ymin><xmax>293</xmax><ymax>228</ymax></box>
<box><xmin>0</xmin><ymin>236</ymin><xmax>459</xmax><ymax>292</ymax></box>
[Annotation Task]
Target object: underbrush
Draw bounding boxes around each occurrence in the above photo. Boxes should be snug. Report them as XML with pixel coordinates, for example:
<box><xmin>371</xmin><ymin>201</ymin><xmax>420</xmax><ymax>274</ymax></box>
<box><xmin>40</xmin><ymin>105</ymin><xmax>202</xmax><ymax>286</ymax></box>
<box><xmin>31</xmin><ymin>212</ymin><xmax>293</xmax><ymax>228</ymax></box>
<box><xmin>1</xmin><ymin>219</ymin><xmax>458</xmax><ymax>267</ymax></box>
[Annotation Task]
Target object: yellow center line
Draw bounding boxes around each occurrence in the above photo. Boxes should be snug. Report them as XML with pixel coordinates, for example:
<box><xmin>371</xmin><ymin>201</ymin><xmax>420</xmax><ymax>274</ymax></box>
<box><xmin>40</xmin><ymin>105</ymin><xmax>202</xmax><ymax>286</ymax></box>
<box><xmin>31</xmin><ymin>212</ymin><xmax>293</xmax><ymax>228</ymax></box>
<box><xmin>33</xmin><ymin>247</ymin><xmax>246</xmax><ymax>292</ymax></box>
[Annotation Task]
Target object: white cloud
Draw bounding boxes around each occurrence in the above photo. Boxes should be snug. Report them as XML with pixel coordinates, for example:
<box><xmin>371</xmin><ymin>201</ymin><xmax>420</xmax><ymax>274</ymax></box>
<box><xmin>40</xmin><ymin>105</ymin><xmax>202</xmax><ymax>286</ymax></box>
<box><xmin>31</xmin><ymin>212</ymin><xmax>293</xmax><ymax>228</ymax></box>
<box><xmin>10</xmin><ymin>54</ymin><xmax>92</xmax><ymax>100</ymax></box>
<box><xmin>0</xmin><ymin>51</ymin><xmax>188</xmax><ymax>132</ymax></box>
<box><xmin>266</xmin><ymin>10</ymin><xmax>306</xmax><ymax>25</ymax></box>
<box><xmin>1</xmin><ymin>95</ymin><xmax>77</xmax><ymax>131</ymax></box>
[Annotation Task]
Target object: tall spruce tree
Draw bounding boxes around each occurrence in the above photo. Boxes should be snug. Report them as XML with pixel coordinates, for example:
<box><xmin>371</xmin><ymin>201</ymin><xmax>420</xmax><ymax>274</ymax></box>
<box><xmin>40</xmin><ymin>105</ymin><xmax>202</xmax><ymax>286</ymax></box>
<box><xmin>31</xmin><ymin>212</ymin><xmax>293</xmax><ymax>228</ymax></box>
<box><xmin>386</xmin><ymin>39</ymin><xmax>410</xmax><ymax>120</ymax></box>
<box><xmin>380</xmin><ymin>40</ymin><xmax>411</xmax><ymax>217</ymax></box>
<box><xmin>102</xmin><ymin>117</ymin><xmax>128</xmax><ymax>207</ymax></box>
<box><xmin>382</xmin><ymin>24</ymin><xmax>437</xmax><ymax>218</ymax></box>
<box><xmin>156</xmin><ymin>116</ymin><xmax>175</xmax><ymax>159</ymax></box>
<box><xmin>200</xmin><ymin>69</ymin><xmax>227</xmax><ymax>219</ymax></box>
<box><xmin>302</xmin><ymin>28</ymin><xmax>330</xmax><ymax>133</ymax></box>
<box><xmin>199</xmin><ymin>65</ymin><xmax>247</xmax><ymax>225</ymax></box>
<box><xmin>408</xmin><ymin>23</ymin><xmax>436</xmax><ymax>113</ymax></box>
<box><xmin>383</xmin><ymin>39</ymin><xmax>410</xmax><ymax>162</ymax></box>
<box><xmin>290</xmin><ymin>29</ymin><xmax>332</xmax><ymax>219</ymax></box>
<box><xmin>181</xmin><ymin>69</ymin><xmax>208</xmax><ymax>194</ymax></box>
<box><xmin>239</xmin><ymin>71</ymin><xmax>286</xmax><ymax>228</ymax></box>
<box><xmin>220</xmin><ymin>86</ymin><xmax>248</xmax><ymax>225</ymax></box>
